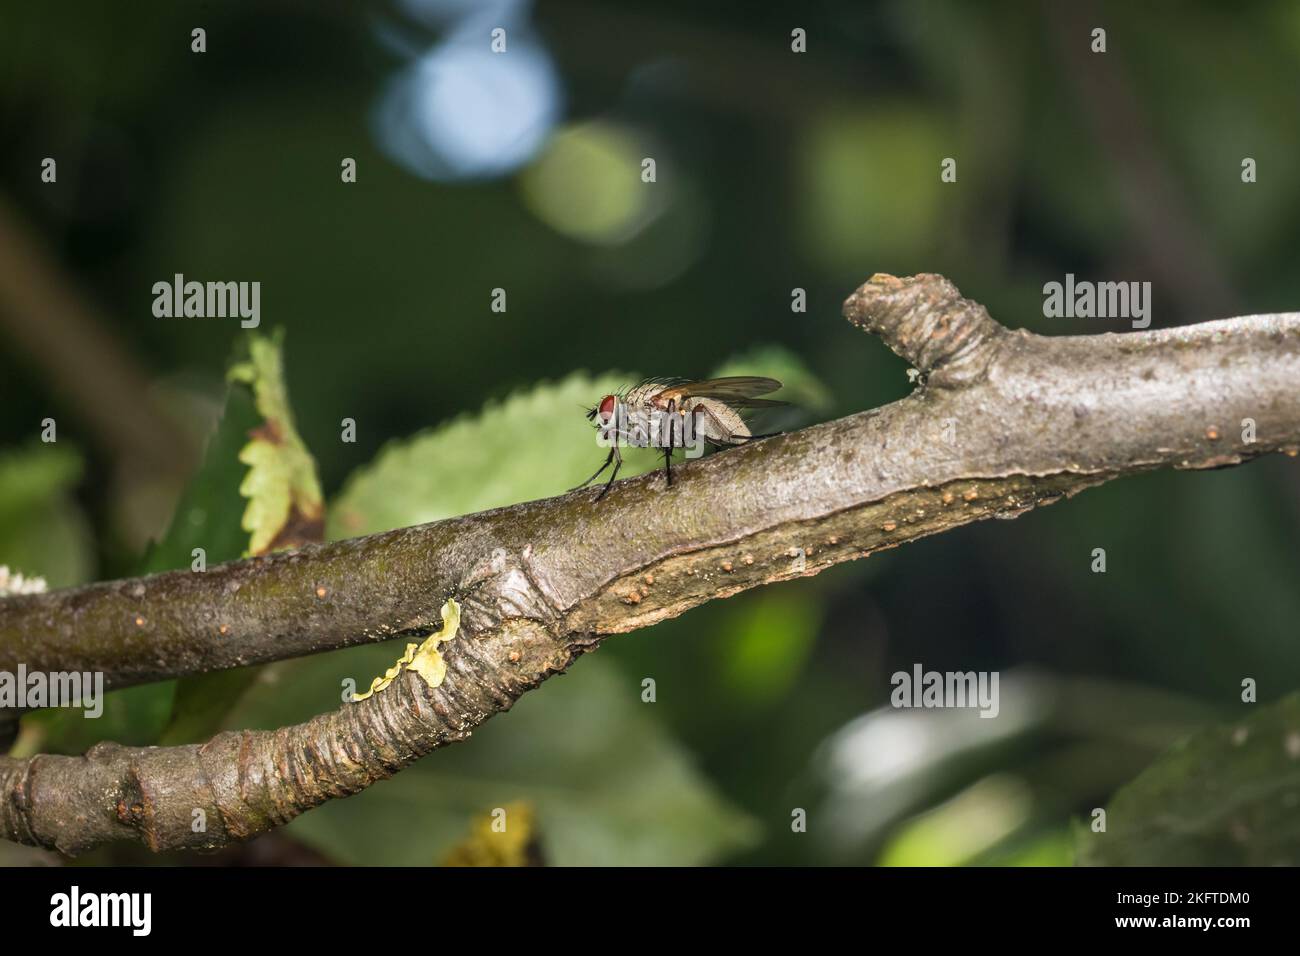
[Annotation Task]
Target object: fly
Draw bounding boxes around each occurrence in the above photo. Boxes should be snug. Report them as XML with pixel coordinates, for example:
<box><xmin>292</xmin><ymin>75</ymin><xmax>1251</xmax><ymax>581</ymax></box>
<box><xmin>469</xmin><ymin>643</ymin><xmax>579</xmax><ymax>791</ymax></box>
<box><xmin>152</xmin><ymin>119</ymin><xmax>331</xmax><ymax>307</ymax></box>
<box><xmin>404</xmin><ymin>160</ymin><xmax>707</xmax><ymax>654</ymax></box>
<box><xmin>575</xmin><ymin>376</ymin><xmax>787</xmax><ymax>500</ymax></box>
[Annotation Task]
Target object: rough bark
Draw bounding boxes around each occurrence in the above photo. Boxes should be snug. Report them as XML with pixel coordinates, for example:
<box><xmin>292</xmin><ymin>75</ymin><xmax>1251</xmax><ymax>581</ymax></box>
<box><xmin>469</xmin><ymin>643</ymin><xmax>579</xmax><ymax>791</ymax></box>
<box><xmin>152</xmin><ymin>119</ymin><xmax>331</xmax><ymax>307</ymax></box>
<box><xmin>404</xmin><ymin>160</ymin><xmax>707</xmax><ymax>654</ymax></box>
<box><xmin>2</xmin><ymin>273</ymin><xmax>1298</xmax><ymax>854</ymax></box>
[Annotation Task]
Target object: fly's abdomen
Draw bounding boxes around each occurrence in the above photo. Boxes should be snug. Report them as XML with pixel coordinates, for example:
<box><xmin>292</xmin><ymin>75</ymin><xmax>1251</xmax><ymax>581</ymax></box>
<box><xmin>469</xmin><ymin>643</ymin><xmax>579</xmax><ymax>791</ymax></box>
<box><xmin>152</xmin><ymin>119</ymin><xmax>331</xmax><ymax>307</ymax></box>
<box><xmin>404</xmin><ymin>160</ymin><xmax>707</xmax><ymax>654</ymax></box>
<box><xmin>690</xmin><ymin>398</ymin><xmax>751</xmax><ymax>444</ymax></box>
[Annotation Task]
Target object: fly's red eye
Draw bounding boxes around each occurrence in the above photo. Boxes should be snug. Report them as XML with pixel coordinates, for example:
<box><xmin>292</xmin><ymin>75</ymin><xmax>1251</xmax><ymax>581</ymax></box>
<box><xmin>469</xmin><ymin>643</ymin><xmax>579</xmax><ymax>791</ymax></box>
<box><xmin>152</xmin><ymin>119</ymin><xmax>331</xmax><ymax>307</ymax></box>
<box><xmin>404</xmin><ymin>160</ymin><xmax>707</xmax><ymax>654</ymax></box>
<box><xmin>598</xmin><ymin>395</ymin><xmax>616</xmax><ymax>421</ymax></box>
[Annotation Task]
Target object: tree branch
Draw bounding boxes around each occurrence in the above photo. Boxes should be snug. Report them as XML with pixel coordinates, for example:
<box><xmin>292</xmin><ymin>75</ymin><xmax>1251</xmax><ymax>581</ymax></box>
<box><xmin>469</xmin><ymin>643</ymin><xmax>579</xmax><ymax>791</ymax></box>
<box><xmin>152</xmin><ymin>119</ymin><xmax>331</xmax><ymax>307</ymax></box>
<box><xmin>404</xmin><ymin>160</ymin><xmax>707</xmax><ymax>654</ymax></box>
<box><xmin>3</xmin><ymin>273</ymin><xmax>1298</xmax><ymax>854</ymax></box>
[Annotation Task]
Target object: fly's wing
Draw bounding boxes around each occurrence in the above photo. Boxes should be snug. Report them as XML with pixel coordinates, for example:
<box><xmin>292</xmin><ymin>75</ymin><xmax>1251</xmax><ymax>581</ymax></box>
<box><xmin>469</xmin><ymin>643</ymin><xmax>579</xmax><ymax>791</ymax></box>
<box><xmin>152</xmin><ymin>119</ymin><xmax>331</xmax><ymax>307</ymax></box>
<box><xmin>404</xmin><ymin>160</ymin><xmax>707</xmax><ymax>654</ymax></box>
<box><xmin>653</xmin><ymin>377</ymin><xmax>788</xmax><ymax>409</ymax></box>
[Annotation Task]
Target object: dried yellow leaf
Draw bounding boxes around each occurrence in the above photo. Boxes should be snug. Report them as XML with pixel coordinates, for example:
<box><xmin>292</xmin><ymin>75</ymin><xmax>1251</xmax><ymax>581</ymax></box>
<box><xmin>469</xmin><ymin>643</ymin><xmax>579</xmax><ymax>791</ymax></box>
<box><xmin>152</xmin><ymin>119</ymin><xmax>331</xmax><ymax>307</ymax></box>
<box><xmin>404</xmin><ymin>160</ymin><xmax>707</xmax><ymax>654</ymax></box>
<box><xmin>351</xmin><ymin>599</ymin><xmax>461</xmax><ymax>702</ymax></box>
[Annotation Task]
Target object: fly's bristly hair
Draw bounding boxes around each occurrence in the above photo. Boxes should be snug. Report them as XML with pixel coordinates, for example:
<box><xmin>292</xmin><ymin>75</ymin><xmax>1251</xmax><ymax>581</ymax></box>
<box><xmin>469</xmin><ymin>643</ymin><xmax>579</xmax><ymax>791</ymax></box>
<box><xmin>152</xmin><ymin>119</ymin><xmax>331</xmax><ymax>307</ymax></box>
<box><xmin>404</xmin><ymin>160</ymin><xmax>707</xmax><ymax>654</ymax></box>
<box><xmin>631</xmin><ymin>376</ymin><xmax>690</xmax><ymax>390</ymax></box>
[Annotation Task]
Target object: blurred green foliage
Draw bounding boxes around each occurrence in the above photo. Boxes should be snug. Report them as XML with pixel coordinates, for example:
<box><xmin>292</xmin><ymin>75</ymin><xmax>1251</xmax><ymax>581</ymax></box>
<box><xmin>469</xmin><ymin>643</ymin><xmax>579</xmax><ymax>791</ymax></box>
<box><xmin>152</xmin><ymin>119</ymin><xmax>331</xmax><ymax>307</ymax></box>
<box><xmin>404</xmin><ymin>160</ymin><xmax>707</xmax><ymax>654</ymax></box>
<box><xmin>1078</xmin><ymin>692</ymin><xmax>1300</xmax><ymax>866</ymax></box>
<box><xmin>2</xmin><ymin>0</ymin><xmax>1300</xmax><ymax>865</ymax></box>
<box><xmin>0</xmin><ymin>445</ymin><xmax>91</xmax><ymax>589</ymax></box>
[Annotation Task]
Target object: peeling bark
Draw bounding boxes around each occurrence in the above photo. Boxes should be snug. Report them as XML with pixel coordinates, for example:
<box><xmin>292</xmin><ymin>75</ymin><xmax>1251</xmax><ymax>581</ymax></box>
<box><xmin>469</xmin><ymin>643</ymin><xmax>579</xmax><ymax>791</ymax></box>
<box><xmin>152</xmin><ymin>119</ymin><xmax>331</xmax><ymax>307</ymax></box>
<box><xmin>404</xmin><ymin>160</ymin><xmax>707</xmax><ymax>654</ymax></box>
<box><xmin>2</xmin><ymin>273</ymin><xmax>1298</xmax><ymax>854</ymax></box>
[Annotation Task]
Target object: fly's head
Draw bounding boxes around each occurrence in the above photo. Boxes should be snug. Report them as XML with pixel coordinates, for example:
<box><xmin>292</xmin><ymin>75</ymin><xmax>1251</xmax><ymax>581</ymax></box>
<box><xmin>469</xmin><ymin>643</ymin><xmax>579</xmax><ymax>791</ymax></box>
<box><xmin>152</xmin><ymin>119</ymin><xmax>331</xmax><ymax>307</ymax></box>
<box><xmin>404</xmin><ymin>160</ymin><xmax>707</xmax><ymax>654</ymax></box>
<box><xmin>586</xmin><ymin>393</ymin><xmax>618</xmax><ymax>429</ymax></box>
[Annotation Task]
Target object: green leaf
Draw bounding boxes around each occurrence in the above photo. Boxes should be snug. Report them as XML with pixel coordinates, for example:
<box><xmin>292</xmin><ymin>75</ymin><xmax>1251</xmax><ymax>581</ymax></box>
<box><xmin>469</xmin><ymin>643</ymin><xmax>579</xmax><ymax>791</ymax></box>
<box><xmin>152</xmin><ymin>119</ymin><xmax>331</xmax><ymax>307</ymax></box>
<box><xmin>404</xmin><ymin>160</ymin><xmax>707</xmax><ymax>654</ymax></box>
<box><xmin>157</xmin><ymin>334</ymin><xmax>322</xmax><ymax>745</ymax></box>
<box><xmin>100</xmin><ymin>385</ymin><xmax>257</xmax><ymax>749</ymax></box>
<box><xmin>31</xmin><ymin>336</ymin><xmax>324</xmax><ymax>753</ymax></box>
<box><xmin>0</xmin><ymin>443</ymin><xmax>93</xmax><ymax>589</ymax></box>
<box><xmin>139</xmin><ymin>386</ymin><xmax>260</xmax><ymax>575</ymax></box>
<box><xmin>329</xmin><ymin>350</ymin><xmax>829</xmax><ymax>539</ymax></box>
<box><xmin>328</xmin><ymin>372</ymin><xmax>661</xmax><ymax>538</ymax></box>
<box><xmin>227</xmin><ymin>330</ymin><xmax>324</xmax><ymax>554</ymax></box>
<box><xmin>1076</xmin><ymin>692</ymin><xmax>1300</xmax><ymax>866</ymax></box>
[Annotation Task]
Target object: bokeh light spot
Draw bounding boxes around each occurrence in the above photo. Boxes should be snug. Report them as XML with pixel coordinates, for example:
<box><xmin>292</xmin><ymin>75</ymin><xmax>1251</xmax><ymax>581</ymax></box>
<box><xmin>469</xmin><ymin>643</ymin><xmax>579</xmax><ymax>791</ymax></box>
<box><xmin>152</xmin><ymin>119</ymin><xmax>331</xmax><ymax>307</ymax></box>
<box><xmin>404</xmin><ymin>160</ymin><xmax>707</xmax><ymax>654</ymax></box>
<box><xmin>519</xmin><ymin>121</ymin><xmax>654</xmax><ymax>245</ymax></box>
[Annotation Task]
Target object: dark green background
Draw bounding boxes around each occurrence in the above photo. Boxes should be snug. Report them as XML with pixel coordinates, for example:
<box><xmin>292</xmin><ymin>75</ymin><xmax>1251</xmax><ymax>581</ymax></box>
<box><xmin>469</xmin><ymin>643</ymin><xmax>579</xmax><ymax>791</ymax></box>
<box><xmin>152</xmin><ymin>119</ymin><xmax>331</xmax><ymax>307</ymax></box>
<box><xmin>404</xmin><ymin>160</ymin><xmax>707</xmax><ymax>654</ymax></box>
<box><xmin>2</xmin><ymin>0</ymin><xmax>1298</xmax><ymax>866</ymax></box>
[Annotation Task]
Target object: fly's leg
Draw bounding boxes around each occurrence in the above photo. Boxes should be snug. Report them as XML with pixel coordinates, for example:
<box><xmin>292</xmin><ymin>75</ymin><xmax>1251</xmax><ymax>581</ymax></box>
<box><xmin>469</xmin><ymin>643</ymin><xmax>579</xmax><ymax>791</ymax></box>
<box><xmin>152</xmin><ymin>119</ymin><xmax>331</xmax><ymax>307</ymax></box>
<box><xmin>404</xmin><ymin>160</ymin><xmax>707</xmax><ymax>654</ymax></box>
<box><xmin>573</xmin><ymin>448</ymin><xmax>615</xmax><ymax>491</ymax></box>
<box><xmin>594</xmin><ymin>446</ymin><xmax>623</xmax><ymax>501</ymax></box>
<box><xmin>663</xmin><ymin>398</ymin><xmax>676</xmax><ymax>488</ymax></box>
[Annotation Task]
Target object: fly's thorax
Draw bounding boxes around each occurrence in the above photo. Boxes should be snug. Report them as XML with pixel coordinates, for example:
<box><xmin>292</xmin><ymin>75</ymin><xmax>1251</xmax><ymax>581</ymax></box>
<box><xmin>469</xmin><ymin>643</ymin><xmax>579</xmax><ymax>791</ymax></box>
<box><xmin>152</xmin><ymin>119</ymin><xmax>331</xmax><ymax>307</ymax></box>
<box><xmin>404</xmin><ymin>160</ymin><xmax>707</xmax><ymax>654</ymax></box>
<box><xmin>600</xmin><ymin>402</ymin><xmax>656</xmax><ymax>448</ymax></box>
<box><xmin>624</xmin><ymin>405</ymin><xmax>655</xmax><ymax>447</ymax></box>
<box><xmin>621</xmin><ymin>383</ymin><xmax>664</xmax><ymax>408</ymax></box>
<box><xmin>596</xmin><ymin>400</ymin><xmax>699</xmax><ymax>450</ymax></box>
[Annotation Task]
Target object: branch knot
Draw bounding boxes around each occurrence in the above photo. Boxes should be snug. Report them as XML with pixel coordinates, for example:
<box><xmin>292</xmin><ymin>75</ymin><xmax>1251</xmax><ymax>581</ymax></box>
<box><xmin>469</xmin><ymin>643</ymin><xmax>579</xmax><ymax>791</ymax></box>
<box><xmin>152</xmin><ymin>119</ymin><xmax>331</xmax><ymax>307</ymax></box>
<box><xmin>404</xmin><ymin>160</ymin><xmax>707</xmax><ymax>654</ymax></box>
<box><xmin>843</xmin><ymin>273</ymin><xmax>1004</xmax><ymax>386</ymax></box>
